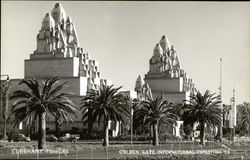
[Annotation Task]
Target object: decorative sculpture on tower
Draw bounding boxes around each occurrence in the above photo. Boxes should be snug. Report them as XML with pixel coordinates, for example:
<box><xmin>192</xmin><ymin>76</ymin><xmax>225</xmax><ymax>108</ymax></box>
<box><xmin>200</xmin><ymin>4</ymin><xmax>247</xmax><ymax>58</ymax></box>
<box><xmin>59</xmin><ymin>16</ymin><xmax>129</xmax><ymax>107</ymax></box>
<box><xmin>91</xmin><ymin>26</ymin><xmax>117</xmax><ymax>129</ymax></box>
<box><xmin>135</xmin><ymin>75</ymin><xmax>153</xmax><ymax>100</ymax></box>
<box><xmin>51</xmin><ymin>3</ymin><xmax>66</xmax><ymax>24</ymax></box>
<box><xmin>35</xmin><ymin>3</ymin><xmax>79</xmax><ymax>58</ymax></box>
<box><xmin>159</xmin><ymin>35</ymin><xmax>171</xmax><ymax>51</ymax></box>
<box><xmin>149</xmin><ymin>36</ymin><xmax>182</xmax><ymax>79</ymax></box>
<box><xmin>149</xmin><ymin>43</ymin><xmax>163</xmax><ymax>73</ymax></box>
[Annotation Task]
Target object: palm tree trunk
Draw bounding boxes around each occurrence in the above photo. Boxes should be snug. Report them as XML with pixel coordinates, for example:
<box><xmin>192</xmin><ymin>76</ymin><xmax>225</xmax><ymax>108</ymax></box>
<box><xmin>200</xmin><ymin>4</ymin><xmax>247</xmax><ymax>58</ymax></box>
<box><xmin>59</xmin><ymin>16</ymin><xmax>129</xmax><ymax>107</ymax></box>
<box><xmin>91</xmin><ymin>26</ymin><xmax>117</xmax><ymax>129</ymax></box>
<box><xmin>152</xmin><ymin>122</ymin><xmax>159</xmax><ymax>146</ymax></box>
<box><xmin>200</xmin><ymin>122</ymin><xmax>205</xmax><ymax>146</ymax></box>
<box><xmin>3</xmin><ymin>118</ymin><xmax>7</xmax><ymax>139</ymax></box>
<box><xmin>88</xmin><ymin>109</ymin><xmax>93</xmax><ymax>136</ymax></box>
<box><xmin>38</xmin><ymin>112</ymin><xmax>46</xmax><ymax>149</ymax></box>
<box><xmin>150</xmin><ymin>124</ymin><xmax>153</xmax><ymax>138</ymax></box>
<box><xmin>118</xmin><ymin>121</ymin><xmax>122</xmax><ymax>136</ymax></box>
<box><xmin>248</xmin><ymin>124</ymin><xmax>250</xmax><ymax>136</ymax></box>
<box><xmin>3</xmin><ymin>95</ymin><xmax>8</xmax><ymax>140</ymax></box>
<box><xmin>191</xmin><ymin>123</ymin><xmax>195</xmax><ymax>141</ymax></box>
<box><xmin>27</xmin><ymin>124</ymin><xmax>31</xmax><ymax>138</ymax></box>
<box><xmin>55</xmin><ymin>117</ymin><xmax>61</xmax><ymax>138</ymax></box>
<box><xmin>29</xmin><ymin>122</ymin><xmax>34</xmax><ymax>138</ymax></box>
<box><xmin>32</xmin><ymin>121</ymin><xmax>36</xmax><ymax>136</ymax></box>
<box><xmin>103</xmin><ymin>118</ymin><xmax>109</xmax><ymax>146</ymax></box>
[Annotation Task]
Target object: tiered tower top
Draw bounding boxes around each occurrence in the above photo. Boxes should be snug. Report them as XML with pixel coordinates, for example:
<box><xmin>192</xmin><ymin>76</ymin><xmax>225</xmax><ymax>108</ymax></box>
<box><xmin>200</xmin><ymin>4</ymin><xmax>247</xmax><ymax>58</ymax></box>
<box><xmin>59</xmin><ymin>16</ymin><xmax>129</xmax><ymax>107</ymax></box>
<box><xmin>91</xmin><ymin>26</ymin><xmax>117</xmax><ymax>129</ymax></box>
<box><xmin>33</xmin><ymin>3</ymin><xmax>79</xmax><ymax>57</ymax></box>
<box><xmin>25</xmin><ymin>3</ymin><xmax>112</xmax><ymax>91</ymax></box>
<box><xmin>148</xmin><ymin>35</ymin><xmax>181</xmax><ymax>76</ymax></box>
<box><xmin>143</xmin><ymin>35</ymin><xmax>196</xmax><ymax>95</ymax></box>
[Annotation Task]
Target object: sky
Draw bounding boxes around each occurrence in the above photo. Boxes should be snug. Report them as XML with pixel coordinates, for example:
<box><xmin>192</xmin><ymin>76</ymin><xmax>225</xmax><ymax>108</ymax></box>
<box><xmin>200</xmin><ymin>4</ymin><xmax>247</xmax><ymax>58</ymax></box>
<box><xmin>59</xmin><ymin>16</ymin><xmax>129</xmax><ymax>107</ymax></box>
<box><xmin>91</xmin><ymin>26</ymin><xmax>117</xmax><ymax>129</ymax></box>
<box><xmin>1</xmin><ymin>1</ymin><xmax>250</xmax><ymax>104</ymax></box>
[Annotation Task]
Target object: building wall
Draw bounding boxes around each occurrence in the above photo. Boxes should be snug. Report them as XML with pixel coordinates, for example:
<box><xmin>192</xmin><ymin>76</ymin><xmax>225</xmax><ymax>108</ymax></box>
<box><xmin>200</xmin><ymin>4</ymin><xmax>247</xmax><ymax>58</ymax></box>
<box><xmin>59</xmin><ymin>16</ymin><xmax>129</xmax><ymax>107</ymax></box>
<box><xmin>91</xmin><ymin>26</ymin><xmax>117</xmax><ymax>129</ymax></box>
<box><xmin>145</xmin><ymin>77</ymin><xmax>183</xmax><ymax>93</ymax></box>
<box><xmin>152</xmin><ymin>91</ymin><xmax>190</xmax><ymax>104</ymax></box>
<box><xmin>25</xmin><ymin>57</ymin><xmax>79</xmax><ymax>78</ymax></box>
<box><xmin>59</xmin><ymin>77</ymin><xmax>88</xmax><ymax>96</ymax></box>
<box><xmin>144</xmin><ymin>76</ymin><xmax>188</xmax><ymax>104</ymax></box>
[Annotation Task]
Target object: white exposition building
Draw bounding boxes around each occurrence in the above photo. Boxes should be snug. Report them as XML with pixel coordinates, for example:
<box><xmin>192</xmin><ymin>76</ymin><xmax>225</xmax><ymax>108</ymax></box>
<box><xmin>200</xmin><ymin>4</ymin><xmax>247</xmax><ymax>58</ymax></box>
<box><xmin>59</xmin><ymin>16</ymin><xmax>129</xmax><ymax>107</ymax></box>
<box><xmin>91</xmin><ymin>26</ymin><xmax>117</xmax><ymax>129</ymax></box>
<box><xmin>2</xmin><ymin>4</ymin><xmax>197</xmax><ymax>138</ymax></box>
<box><xmin>135</xmin><ymin>35</ymin><xmax>196</xmax><ymax>104</ymax></box>
<box><xmin>3</xmin><ymin>3</ymin><xmax>121</xmax><ymax>135</ymax></box>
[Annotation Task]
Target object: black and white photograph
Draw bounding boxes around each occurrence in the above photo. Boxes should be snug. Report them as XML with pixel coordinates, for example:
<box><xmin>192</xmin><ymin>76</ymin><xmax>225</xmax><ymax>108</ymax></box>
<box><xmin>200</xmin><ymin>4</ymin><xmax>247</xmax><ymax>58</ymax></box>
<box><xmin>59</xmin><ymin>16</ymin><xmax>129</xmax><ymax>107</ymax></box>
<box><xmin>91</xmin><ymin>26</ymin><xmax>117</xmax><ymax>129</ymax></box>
<box><xmin>1</xmin><ymin>1</ymin><xmax>250</xmax><ymax>159</ymax></box>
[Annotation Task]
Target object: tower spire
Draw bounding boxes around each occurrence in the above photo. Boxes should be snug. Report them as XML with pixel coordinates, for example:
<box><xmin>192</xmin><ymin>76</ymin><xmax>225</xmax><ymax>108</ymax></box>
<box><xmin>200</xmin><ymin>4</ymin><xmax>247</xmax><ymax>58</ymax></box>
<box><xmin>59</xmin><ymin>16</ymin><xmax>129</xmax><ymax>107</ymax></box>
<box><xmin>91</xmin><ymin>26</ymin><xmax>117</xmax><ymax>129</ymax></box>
<box><xmin>51</xmin><ymin>3</ymin><xmax>67</xmax><ymax>24</ymax></box>
<box><xmin>159</xmin><ymin>35</ymin><xmax>170</xmax><ymax>51</ymax></box>
<box><xmin>153</xmin><ymin>43</ymin><xmax>163</xmax><ymax>57</ymax></box>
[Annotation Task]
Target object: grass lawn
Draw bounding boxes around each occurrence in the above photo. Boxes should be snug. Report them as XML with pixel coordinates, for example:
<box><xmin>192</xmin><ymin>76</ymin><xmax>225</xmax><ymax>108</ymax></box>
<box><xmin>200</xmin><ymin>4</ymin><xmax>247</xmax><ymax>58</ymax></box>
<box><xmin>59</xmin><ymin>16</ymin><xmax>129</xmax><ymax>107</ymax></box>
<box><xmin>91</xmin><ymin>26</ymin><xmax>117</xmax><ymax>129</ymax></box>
<box><xmin>0</xmin><ymin>140</ymin><xmax>249</xmax><ymax>159</ymax></box>
<box><xmin>223</xmin><ymin>140</ymin><xmax>250</xmax><ymax>160</ymax></box>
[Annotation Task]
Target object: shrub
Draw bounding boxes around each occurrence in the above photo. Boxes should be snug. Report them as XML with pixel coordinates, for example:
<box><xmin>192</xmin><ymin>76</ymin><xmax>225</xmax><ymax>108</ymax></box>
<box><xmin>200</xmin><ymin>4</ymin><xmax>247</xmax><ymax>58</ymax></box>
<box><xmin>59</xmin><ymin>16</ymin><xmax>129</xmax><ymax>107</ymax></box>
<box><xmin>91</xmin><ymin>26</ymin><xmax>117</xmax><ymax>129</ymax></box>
<box><xmin>80</xmin><ymin>130</ymin><xmax>103</xmax><ymax>140</ymax></box>
<box><xmin>30</xmin><ymin>133</ymin><xmax>39</xmax><ymax>140</ymax></box>
<box><xmin>159</xmin><ymin>133</ymin><xmax>181</xmax><ymax>141</ymax></box>
<box><xmin>70</xmin><ymin>127</ymin><xmax>80</xmax><ymax>134</ymax></box>
<box><xmin>46</xmin><ymin>129</ymin><xmax>55</xmax><ymax>134</ymax></box>
<box><xmin>205</xmin><ymin>134</ymin><xmax>214</xmax><ymax>141</ymax></box>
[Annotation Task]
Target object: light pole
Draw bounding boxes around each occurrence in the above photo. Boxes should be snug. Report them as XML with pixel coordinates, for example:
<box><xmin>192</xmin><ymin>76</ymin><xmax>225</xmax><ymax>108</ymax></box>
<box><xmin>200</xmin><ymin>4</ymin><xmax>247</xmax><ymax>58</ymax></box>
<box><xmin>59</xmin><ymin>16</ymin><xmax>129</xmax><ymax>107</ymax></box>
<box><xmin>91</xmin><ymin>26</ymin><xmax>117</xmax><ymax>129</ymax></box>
<box><xmin>0</xmin><ymin>74</ymin><xmax>10</xmax><ymax>140</ymax></box>
<box><xmin>130</xmin><ymin>105</ymin><xmax>134</xmax><ymax>145</ymax></box>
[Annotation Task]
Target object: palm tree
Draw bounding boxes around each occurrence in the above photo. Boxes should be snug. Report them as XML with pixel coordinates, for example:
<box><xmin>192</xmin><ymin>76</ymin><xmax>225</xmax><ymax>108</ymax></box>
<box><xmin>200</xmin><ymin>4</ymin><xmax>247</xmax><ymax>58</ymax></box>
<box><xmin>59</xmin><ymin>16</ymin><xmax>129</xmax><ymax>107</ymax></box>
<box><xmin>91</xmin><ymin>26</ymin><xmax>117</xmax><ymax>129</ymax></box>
<box><xmin>80</xmin><ymin>97</ymin><xmax>94</xmax><ymax>137</ymax></box>
<box><xmin>80</xmin><ymin>84</ymin><xmax>130</xmax><ymax>146</ymax></box>
<box><xmin>129</xmin><ymin>98</ymin><xmax>142</xmax><ymax>137</ymax></box>
<box><xmin>181</xmin><ymin>111</ymin><xmax>196</xmax><ymax>141</ymax></box>
<box><xmin>9</xmin><ymin>77</ymin><xmax>76</xmax><ymax>149</ymax></box>
<box><xmin>237</xmin><ymin>102</ymin><xmax>250</xmax><ymax>135</ymax></box>
<box><xmin>136</xmin><ymin>97</ymin><xmax>177</xmax><ymax>146</ymax></box>
<box><xmin>52</xmin><ymin>107</ymin><xmax>76</xmax><ymax>138</ymax></box>
<box><xmin>121</xmin><ymin>96</ymin><xmax>142</xmax><ymax>142</ymax></box>
<box><xmin>184</xmin><ymin>90</ymin><xmax>222</xmax><ymax>146</ymax></box>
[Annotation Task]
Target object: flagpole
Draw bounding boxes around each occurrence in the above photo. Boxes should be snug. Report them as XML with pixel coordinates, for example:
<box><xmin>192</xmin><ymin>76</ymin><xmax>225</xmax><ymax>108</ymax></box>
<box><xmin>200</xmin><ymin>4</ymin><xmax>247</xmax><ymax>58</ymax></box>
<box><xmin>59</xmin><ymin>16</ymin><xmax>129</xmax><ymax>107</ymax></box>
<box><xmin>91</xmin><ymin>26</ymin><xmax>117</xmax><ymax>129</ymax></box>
<box><xmin>219</xmin><ymin>58</ymin><xmax>223</xmax><ymax>142</ymax></box>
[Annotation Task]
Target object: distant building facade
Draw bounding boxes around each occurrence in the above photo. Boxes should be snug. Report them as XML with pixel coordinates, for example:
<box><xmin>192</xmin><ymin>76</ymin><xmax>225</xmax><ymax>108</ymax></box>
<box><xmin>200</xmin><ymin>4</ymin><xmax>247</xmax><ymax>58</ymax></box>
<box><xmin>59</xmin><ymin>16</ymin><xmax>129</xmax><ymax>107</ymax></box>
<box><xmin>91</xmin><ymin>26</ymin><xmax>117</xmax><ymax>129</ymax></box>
<box><xmin>223</xmin><ymin>89</ymin><xmax>237</xmax><ymax>130</ymax></box>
